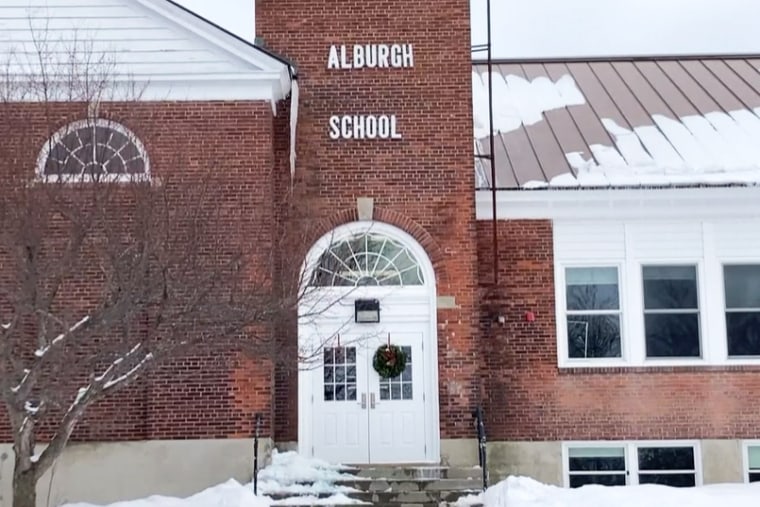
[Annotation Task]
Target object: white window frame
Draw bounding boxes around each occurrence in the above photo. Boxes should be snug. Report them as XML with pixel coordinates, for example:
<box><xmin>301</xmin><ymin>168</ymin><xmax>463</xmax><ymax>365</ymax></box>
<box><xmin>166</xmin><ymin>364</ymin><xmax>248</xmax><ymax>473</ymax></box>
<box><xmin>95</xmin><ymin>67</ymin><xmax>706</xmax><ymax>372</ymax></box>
<box><xmin>742</xmin><ymin>440</ymin><xmax>760</xmax><ymax>483</ymax></box>
<box><xmin>557</xmin><ymin>263</ymin><xmax>627</xmax><ymax>366</ymax></box>
<box><xmin>562</xmin><ymin>440</ymin><xmax>703</xmax><ymax>488</ymax></box>
<box><xmin>555</xmin><ymin>219</ymin><xmax>760</xmax><ymax>368</ymax></box>
<box><xmin>639</xmin><ymin>261</ymin><xmax>705</xmax><ymax>363</ymax></box>
<box><xmin>721</xmin><ymin>264</ymin><xmax>760</xmax><ymax>359</ymax></box>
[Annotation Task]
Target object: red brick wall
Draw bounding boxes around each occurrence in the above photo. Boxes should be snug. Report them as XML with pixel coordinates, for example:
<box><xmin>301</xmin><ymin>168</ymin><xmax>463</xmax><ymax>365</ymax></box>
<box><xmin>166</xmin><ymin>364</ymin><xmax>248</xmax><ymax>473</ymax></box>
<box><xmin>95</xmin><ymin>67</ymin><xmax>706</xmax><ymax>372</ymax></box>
<box><xmin>478</xmin><ymin>220</ymin><xmax>760</xmax><ymax>441</ymax></box>
<box><xmin>0</xmin><ymin>101</ymin><xmax>278</xmax><ymax>442</ymax></box>
<box><xmin>256</xmin><ymin>0</ymin><xmax>479</xmax><ymax>440</ymax></box>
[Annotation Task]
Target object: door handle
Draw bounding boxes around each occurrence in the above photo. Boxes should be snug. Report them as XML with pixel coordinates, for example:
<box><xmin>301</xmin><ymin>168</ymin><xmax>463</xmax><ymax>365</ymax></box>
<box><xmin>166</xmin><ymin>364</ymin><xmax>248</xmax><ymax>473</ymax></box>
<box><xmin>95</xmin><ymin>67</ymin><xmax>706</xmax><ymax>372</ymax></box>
<box><xmin>370</xmin><ymin>392</ymin><xmax>376</xmax><ymax>409</ymax></box>
<box><xmin>360</xmin><ymin>393</ymin><xmax>367</xmax><ymax>409</ymax></box>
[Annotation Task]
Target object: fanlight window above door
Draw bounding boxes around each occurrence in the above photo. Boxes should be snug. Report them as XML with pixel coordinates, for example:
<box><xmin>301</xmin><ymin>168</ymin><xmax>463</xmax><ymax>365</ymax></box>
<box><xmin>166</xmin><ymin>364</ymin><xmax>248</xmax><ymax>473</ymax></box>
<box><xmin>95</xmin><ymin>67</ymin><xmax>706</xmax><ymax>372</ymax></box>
<box><xmin>310</xmin><ymin>232</ymin><xmax>424</xmax><ymax>287</ymax></box>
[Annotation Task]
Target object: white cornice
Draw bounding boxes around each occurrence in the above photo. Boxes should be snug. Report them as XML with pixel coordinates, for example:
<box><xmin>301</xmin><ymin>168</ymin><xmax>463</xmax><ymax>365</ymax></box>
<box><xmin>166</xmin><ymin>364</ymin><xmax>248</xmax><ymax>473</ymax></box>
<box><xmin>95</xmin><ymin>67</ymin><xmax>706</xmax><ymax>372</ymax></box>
<box><xmin>476</xmin><ymin>187</ymin><xmax>760</xmax><ymax>220</ymax></box>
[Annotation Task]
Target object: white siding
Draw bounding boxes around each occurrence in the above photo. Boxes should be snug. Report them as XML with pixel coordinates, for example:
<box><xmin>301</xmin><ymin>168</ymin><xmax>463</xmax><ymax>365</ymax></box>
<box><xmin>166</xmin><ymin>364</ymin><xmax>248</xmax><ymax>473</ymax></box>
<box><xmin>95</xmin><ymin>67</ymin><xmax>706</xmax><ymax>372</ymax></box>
<box><xmin>625</xmin><ymin>221</ymin><xmax>703</xmax><ymax>259</ymax></box>
<box><xmin>714</xmin><ymin>220</ymin><xmax>760</xmax><ymax>258</ymax></box>
<box><xmin>0</xmin><ymin>0</ymin><xmax>262</xmax><ymax>79</ymax></box>
<box><xmin>553</xmin><ymin>221</ymin><xmax>625</xmax><ymax>260</ymax></box>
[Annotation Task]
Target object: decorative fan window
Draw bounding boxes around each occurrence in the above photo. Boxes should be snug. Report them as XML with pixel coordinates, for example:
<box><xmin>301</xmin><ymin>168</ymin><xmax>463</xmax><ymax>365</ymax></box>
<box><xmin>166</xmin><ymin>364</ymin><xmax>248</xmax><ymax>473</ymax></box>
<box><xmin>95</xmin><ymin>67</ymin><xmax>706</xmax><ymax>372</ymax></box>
<box><xmin>38</xmin><ymin>119</ymin><xmax>149</xmax><ymax>181</ymax></box>
<box><xmin>310</xmin><ymin>232</ymin><xmax>424</xmax><ymax>287</ymax></box>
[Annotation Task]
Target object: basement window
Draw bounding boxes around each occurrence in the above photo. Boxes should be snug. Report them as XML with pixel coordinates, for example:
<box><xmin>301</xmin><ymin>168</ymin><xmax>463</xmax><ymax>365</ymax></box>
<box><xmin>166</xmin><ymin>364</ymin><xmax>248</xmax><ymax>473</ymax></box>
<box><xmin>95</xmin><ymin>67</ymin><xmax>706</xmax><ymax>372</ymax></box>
<box><xmin>745</xmin><ymin>443</ymin><xmax>760</xmax><ymax>483</ymax></box>
<box><xmin>564</xmin><ymin>442</ymin><xmax>700</xmax><ymax>488</ymax></box>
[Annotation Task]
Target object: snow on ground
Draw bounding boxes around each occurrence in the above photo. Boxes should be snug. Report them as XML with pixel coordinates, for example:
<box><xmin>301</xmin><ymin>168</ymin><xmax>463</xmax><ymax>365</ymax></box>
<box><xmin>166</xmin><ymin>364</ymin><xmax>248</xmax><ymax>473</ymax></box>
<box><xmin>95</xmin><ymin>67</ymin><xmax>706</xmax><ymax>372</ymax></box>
<box><xmin>63</xmin><ymin>451</ymin><xmax>366</xmax><ymax>507</ymax></box>
<box><xmin>466</xmin><ymin>476</ymin><xmax>760</xmax><ymax>507</ymax></box>
<box><xmin>64</xmin><ymin>480</ymin><xmax>268</xmax><ymax>507</ymax></box>
<box><xmin>64</xmin><ymin>459</ymin><xmax>760</xmax><ymax>507</ymax></box>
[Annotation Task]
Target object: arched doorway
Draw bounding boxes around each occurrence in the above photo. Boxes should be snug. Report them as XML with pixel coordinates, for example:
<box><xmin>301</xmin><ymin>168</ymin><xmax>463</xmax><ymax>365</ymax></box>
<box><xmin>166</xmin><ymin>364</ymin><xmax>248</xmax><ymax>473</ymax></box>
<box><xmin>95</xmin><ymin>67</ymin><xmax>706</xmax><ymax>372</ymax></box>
<box><xmin>297</xmin><ymin>221</ymin><xmax>440</xmax><ymax>464</ymax></box>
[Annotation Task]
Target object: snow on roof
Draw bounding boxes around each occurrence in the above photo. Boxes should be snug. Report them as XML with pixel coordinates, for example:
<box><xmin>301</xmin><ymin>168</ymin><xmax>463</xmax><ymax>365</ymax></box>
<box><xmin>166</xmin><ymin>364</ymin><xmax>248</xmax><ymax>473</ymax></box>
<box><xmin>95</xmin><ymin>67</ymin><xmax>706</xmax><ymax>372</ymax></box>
<box><xmin>473</xmin><ymin>57</ymin><xmax>760</xmax><ymax>189</ymax></box>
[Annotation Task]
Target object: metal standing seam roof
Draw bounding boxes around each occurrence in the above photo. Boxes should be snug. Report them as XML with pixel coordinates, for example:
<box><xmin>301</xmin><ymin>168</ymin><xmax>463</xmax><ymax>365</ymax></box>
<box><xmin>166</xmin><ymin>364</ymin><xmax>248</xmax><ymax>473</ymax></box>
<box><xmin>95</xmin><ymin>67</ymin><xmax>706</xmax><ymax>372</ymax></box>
<box><xmin>473</xmin><ymin>56</ymin><xmax>760</xmax><ymax>190</ymax></box>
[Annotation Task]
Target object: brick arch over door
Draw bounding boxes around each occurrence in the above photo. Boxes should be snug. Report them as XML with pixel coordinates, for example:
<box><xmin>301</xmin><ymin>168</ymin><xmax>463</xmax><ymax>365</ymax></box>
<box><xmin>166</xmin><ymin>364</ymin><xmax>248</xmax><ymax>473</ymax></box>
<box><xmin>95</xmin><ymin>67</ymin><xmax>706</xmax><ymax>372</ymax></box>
<box><xmin>311</xmin><ymin>207</ymin><xmax>445</xmax><ymax>269</ymax></box>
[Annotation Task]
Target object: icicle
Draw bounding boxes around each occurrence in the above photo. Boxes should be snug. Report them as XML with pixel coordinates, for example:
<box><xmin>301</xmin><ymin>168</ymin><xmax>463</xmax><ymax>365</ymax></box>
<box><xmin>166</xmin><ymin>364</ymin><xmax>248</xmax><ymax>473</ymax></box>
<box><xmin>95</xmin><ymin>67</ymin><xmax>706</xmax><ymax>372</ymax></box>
<box><xmin>289</xmin><ymin>79</ymin><xmax>300</xmax><ymax>181</ymax></box>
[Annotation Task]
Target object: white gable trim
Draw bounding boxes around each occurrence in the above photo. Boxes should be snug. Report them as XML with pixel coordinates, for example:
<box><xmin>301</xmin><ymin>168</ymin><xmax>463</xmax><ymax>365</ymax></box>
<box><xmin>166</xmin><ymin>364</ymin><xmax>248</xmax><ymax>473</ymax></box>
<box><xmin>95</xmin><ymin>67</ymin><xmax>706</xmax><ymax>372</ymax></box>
<box><xmin>476</xmin><ymin>187</ymin><xmax>760</xmax><ymax>221</ymax></box>
<box><xmin>0</xmin><ymin>0</ymin><xmax>293</xmax><ymax>102</ymax></box>
<box><xmin>133</xmin><ymin>0</ymin><xmax>292</xmax><ymax>100</ymax></box>
<box><xmin>138</xmin><ymin>2</ymin><xmax>292</xmax><ymax>77</ymax></box>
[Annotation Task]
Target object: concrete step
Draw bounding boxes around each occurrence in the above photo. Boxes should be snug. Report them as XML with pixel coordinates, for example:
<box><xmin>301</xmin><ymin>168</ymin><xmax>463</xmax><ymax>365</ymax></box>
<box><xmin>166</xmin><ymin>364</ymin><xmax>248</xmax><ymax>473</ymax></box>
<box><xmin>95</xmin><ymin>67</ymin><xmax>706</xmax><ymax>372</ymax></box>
<box><xmin>268</xmin><ymin>488</ymin><xmax>481</xmax><ymax>505</ymax></box>
<box><xmin>266</xmin><ymin>464</ymin><xmax>484</xmax><ymax>507</ymax></box>
<box><xmin>348</xmin><ymin>465</ymin><xmax>483</xmax><ymax>480</ymax></box>
<box><xmin>333</xmin><ymin>478</ymin><xmax>482</xmax><ymax>492</ymax></box>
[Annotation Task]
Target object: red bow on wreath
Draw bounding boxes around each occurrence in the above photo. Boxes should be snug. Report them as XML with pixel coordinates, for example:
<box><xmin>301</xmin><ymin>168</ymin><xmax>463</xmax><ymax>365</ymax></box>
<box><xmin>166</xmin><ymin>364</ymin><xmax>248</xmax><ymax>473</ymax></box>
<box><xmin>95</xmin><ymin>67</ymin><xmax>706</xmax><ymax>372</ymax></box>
<box><xmin>383</xmin><ymin>346</ymin><xmax>398</xmax><ymax>366</ymax></box>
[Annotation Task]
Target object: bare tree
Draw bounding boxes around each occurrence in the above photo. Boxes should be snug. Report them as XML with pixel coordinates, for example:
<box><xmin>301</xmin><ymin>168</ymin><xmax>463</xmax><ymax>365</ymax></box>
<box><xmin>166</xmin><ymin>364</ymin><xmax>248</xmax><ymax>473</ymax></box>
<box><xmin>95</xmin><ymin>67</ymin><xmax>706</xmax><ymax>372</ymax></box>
<box><xmin>0</xmin><ymin>22</ymin><xmax>327</xmax><ymax>507</ymax></box>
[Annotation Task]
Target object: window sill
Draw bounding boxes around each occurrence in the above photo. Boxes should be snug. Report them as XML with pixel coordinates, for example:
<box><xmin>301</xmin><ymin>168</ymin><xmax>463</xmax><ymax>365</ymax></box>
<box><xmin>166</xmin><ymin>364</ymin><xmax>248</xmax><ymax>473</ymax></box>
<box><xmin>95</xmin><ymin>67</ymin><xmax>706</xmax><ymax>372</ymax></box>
<box><xmin>558</xmin><ymin>362</ymin><xmax>760</xmax><ymax>374</ymax></box>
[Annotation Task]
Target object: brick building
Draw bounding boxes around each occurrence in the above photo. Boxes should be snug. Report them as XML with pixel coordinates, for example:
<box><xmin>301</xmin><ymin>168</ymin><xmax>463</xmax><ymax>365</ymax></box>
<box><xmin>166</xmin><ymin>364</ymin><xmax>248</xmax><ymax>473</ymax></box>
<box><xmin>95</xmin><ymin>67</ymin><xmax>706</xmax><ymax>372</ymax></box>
<box><xmin>1</xmin><ymin>0</ymin><xmax>760</xmax><ymax>503</ymax></box>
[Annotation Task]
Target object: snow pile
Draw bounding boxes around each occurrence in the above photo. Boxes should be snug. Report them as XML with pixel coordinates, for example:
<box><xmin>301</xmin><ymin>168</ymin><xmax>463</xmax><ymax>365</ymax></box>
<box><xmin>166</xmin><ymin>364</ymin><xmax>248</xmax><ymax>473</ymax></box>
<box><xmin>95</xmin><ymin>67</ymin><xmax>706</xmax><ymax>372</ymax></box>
<box><xmin>472</xmin><ymin>72</ymin><xmax>585</xmax><ymax>138</ymax></box>
<box><xmin>258</xmin><ymin>450</ymin><xmax>357</xmax><ymax>493</ymax></box>
<box><xmin>473</xmin><ymin>476</ymin><xmax>760</xmax><ymax>507</ymax></box>
<box><xmin>63</xmin><ymin>451</ymin><xmax>366</xmax><ymax>507</ymax></box>
<box><xmin>65</xmin><ymin>480</ymin><xmax>268</xmax><ymax>507</ymax></box>
<box><xmin>258</xmin><ymin>450</ymin><xmax>365</xmax><ymax>504</ymax></box>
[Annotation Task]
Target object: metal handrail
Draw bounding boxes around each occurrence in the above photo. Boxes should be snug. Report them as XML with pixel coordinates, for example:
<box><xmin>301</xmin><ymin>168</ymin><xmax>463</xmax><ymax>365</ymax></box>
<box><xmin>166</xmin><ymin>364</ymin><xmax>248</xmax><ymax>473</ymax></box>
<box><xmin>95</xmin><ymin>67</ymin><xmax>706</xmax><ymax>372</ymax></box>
<box><xmin>253</xmin><ymin>413</ymin><xmax>263</xmax><ymax>495</ymax></box>
<box><xmin>472</xmin><ymin>406</ymin><xmax>489</xmax><ymax>490</ymax></box>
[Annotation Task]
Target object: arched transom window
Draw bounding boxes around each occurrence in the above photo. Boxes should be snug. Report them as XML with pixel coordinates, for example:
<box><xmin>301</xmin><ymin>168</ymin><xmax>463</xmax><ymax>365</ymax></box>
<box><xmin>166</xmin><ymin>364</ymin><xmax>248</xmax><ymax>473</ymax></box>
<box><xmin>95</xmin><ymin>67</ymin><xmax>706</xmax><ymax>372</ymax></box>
<box><xmin>38</xmin><ymin>119</ymin><xmax>149</xmax><ymax>180</ymax></box>
<box><xmin>310</xmin><ymin>232</ymin><xmax>424</xmax><ymax>287</ymax></box>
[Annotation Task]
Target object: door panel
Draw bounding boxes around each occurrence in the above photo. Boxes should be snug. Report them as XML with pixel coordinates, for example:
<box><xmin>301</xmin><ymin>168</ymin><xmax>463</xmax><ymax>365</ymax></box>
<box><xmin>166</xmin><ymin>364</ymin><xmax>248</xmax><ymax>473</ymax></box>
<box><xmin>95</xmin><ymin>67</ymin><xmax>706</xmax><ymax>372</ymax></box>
<box><xmin>312</xmin><ymin>344</ymin><xmax>370</xmax><ymax>464</ymax></box>
<box><xmin>311</xmin><ymin>329</ymin><xmax>428</xmax><ymax>464</ymax></box>
<box><xmin>369</xmin><ymin>331</ymin><xmax>427</xmax><ymax>463</ymax></box>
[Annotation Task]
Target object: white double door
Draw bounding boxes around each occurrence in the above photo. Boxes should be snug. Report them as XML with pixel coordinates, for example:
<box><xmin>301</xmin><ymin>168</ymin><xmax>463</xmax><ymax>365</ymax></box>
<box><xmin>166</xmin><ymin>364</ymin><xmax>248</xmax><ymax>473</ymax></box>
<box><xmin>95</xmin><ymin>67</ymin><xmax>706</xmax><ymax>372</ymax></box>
<box><xmin>312</xmin><ymin>325</ymin><xmax>427</xmax><ymax>464</ymax></box>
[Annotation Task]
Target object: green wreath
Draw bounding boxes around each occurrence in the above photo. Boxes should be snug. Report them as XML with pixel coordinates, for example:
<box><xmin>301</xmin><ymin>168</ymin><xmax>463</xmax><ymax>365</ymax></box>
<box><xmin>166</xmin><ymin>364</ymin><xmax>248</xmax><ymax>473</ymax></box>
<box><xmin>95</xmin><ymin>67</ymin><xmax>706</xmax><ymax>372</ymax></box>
<box><xmin>373</xmin><ymin>344</ymin><xmax>407</xmax><ymax>379</ymax></box>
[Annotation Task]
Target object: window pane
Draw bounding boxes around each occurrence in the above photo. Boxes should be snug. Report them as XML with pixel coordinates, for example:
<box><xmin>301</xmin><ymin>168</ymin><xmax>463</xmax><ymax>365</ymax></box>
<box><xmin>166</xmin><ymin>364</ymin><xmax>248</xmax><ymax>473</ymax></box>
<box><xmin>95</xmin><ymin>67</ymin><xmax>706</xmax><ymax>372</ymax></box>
<box><xmin>643</xmin><ymin>266</ymin><xmax>698</xmax><ymax>310</ymax></box>
<box><xmin>569</xmin><ymin>447</ymin><xmax>626</xmax><ymax>472</ymax></box>
<box><xmin>566</xmin><ymin>267</ymin><xmax>619</xmax><ymax>310</ymax></box>
<box><xmin>645</xmin><ymin>313</ymin><xmax>700</xmax><ymax>357</ymax></box>
<box><xmin>725</xmin><ymin>265</ymin><xmax>760</xmax><ymax>308</ymax></box>
<box><xmin>726</xmin><ymin>312</ymin><xmax>760</xmax><ymax>356</ymax></box>
<box><xmin>750</xmin><ymin>472</ymin><xmax>760</xmax><ymax>483</ymax></box>
<box><xmin>638</xmin><ymin>473</ymin><xmax>695</xmax><ymax>487</ymax></box>
<box><xmin>569</xmin><ymin>474</ymin><xmax>626</xmax><ymax>488</ymax></box>
<box><xmin>569</xmin><ymin>447</ymin><xmax>626</xmax><ymax>459</ymax></box>
<box><xmin>638</xmin><ymin>447</ymin><xmax>695</xmax><ymax>471</ymax></box>
<box><xmin>569</xmin><ymin>456</ymin><xmax>626</xmax><ymax>472</ymax></box>
<box><xmin>749</xmin><ymin>446</ymin><xmax>760</xmax><ymax>469</ymax></box>
<box><xmin>567</xmin><ymin>315</ymin><xmax>622</xmax><ymax>358</ymax></box>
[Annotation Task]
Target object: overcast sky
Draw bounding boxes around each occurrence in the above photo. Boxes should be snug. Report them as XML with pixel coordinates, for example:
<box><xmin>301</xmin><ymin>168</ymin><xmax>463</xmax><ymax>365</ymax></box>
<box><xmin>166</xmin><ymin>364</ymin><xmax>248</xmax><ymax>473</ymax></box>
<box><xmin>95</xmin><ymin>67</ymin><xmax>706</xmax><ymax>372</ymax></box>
<box><xmin>172</xmin><ymin>0</ymin><xmax>760</xmax><ymax>58</ymax></box>
<box><xmin>173</xmin><ymin>0</ymin><xmax>255</xmax><ymax>41</ymax></box>
<box><xmin>470</xmin><ymin>0</ymin><xmax>760</xmax><ymax>58</ymax></box>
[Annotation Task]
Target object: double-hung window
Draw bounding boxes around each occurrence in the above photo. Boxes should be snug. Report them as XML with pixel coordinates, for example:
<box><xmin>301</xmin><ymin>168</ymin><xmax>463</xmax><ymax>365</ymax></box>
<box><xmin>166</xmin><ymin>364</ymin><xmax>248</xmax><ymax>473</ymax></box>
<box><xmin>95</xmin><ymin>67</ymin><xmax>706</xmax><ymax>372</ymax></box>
<box><xmin>724</xmin><ymin>265</ymin><xmax>760</xmax><ymax>357</ymax></box>
<box><xmin>564</xmin><ymin>442</ymin><xmax>699</xmax><ymax>488</ymax></box>
<box><xmin>642</xmin><ymin>265</ymin><xmax>701</xmax><ymax>358</ymax></box>
<box><xmin>565</xmin><ymin>267</ymin><xmax>622</xmax><ymax>359</ymax></box>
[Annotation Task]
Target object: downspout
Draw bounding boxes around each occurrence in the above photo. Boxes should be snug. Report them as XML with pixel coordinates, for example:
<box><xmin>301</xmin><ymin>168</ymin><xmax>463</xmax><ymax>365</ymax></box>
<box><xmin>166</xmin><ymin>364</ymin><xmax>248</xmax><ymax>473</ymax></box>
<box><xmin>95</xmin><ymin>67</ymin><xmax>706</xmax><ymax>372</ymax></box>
<box><xmin>486</xmin><ymin>0</ymin><xmax>498</xmax><ymax>287</ymax></box>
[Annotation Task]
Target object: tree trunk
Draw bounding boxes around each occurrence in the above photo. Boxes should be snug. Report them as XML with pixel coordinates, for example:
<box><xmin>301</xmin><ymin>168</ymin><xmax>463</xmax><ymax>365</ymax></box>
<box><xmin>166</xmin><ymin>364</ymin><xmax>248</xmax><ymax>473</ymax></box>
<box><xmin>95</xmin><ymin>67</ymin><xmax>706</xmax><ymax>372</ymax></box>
<box><xmin>13</xmin><ymin>466</ymin><xmax>37</xmax><ymax>507</ymax></box>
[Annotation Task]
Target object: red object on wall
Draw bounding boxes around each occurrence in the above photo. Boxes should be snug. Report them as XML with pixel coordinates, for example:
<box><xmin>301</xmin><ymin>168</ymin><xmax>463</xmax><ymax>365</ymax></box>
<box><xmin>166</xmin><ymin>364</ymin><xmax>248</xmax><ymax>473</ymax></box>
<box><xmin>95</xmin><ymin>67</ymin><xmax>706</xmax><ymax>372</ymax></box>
<box><xmin>525</xmin><ymin>311</ymin><xmax>536</xmax><ymax>322</ymax></box>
